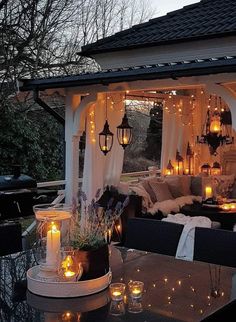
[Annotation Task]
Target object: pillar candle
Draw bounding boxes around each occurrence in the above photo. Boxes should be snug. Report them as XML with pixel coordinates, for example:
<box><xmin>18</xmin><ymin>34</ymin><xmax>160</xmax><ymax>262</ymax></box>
<box><xmin>205</xmin><ymin>186</ymin><xmax>213</xmax><ymax>199</ymax></box>
<box><xmin>46</xmin><ymin>222</ymin><xmax>61</xmax><ymax>267</ymax></box>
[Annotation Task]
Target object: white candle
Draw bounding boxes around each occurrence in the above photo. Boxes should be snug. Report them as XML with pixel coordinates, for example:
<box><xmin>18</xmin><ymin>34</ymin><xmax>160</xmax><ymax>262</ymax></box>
<box><xmin>46</xmin><ymin>222</ymin><xmax>61</xmax><ymax>267</ymax></box>
<box><xmin>205</xmin><ymin>186</ymin><xmax>213</xmax><ymax>199</ymax></box>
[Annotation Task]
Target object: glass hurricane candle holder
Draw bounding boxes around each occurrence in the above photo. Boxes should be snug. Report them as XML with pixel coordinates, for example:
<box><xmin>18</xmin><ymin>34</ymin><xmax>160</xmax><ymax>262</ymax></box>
<box><xmin>33</xmin><ymin>203</ymin><xmax>72</xmax><ymax>269</ymax></box>
<box><xmin>109</xmin><ymin>283</ymin><xmax>126</xmax><ymax>301</ymax></box>
<box><xmin>128</xmin><ymin>281</ymin><xmax>144</xmax><ymax>299</ymax></box>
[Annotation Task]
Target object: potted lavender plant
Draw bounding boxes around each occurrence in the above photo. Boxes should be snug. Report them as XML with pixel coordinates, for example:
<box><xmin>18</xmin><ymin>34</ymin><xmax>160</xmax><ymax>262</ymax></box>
<box><xmin>70</xmin><ymin>188</ymin><xmax>129</xmax><ymax>280</ymax></box>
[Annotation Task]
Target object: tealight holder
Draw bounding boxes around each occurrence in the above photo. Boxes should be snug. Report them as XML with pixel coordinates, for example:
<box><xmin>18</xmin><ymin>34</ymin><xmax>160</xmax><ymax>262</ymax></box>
<box><xmin>109</xmin><ymin>300</ymin><xmax>125</xmax><ymax>316</ymax></box>
<box><xmin>128</xmin><ymin>281</ymin><xmax>144</xmax><ymax>299</ymax></box>
<box><xmin>128</xmin><ymin>297</ymin><xmax>143</xmax><ymax>314</ymax></box>
<box><xmin>58</xmin><ymin>247</ymin><xmax>83</xmax><ymax>282</ymax></box>
<box><xmin>33</xmin><ymin>204</ymin><xmax>72</xmax><ymax>276</ymax></box>
<box><xmin>109</xmin><ymin>283</ymin><xmax>126</xmax><ymax>301</ymax></box>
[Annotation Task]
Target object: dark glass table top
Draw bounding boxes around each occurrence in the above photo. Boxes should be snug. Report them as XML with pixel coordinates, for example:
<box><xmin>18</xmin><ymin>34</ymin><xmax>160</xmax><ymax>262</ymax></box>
<box><xmin>181</xmin><ymin>202</ymin><xmax>236</xmax><ymax>230</ymax></box>
<box><xmin>1</xmin><ymin>245</ymin><xmax>236</xmax><ymax>322</ymax></box>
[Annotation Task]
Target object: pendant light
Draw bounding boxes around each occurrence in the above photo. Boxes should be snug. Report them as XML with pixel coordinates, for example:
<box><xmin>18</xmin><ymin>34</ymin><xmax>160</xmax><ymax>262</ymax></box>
<box><xmin>99</xmin><ymin>94</ymin><xmax>114</xmax><ymax>155</ymax></box>
<box><xmin>117</xmin><ymin>92</ymin><xmax>133</xmax><ymax>149</ymax></box>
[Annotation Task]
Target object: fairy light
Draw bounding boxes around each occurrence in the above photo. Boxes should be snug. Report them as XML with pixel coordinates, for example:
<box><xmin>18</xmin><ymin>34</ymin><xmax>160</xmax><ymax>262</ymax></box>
<box><xmin>177</xmin><ymin>280</ymin><xmax>182</xmax><ymax>286</ymax></box>
<box><xmin>89</xmin><ymin>109</ymin><xmax>96</xmax><ymax>144</ymax></box>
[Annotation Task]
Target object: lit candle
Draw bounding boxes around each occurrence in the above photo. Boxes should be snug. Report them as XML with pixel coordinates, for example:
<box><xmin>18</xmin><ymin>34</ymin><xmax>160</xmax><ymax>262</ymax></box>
<box><xmin>184</xmin><ymin>168</ymin><xmax>189</xmax><ymax>175</ymax></box>
<box><xmin>102</xmin><ymin>145</ymin><xmax>108</xmax><ymax>152</ymax></box>
<box><xmin>166</xmin><ymin>170</ymin><xmax>171</xmax><ymax>175</ymax></box>
<box><xmin>109</xmin><ymin>283</ymin><xmax>126</xmax><ymax>301</ymax></box>
<box><xmin>105</xmin><ymin>229</ymin><xmax>112</xmax><ymax>243</ymax></box>
<box><xmin>205</xmin><ymin>186</ymin><xmax>213</xmax><ymax>199</ymax></box>
<box><xmin>46</xmin><ymin>222</ymin><xmax>60</xmax><ymax>268</ymax></box>
<box><xmin>128</xmin><ymin>281</ymin><xmax>144</xmax><ymax>299</ymax></box>
<box><xmin>61</xmin><ymin>255</ymin><xmax>76</xmax><ymax>280</ymax></box>
<box><xmin>132</xmin><ymin>288</ymin><xmax>141</xmax><ymax>296</ymax></box>
<box><xmin>123</xmin><ymin>137</ymin><xmax>128</xmax><ymax>144</ymax></box>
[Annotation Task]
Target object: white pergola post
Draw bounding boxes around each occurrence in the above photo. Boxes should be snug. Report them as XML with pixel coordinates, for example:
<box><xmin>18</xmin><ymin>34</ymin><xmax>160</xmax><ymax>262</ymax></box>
<box><xmin>65</xmin><ymin>92</ymin><xmax>97</xmax><ymax>204</ymax></box>
<box><xmin>65</xmin><ymin>94</ymin><xmax>81</xmax><ymax>204</ymax></box>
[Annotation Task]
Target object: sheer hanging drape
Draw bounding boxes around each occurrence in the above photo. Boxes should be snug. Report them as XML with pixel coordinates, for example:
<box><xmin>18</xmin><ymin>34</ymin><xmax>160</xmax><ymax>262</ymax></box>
<box><xmin>82</xmin><ymin>93</ymin><xmax>124</xmax><ymax>203</ymax></box>
<box><xmin>160</xmin><ymin>106</ymin><xmax>193</xmax><ymax>173</ymax></box>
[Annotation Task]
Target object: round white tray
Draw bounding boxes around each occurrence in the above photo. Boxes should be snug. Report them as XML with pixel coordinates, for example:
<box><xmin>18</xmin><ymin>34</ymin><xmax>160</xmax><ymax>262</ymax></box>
<box><xmin>27</xmin><ymin>265</ymin><xmax>112</xmax><ymax>298</ymax></box>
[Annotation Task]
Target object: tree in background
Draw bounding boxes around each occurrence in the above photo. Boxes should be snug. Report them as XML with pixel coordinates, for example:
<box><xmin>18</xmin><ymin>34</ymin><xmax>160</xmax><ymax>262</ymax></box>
<box><xmin>145</xmin><ymin>102</ymin><xmax>163</xmax><ymax>164</ymax></box>
<box><xmin>0</xmin><ymin>0</ymin><xmax>155</xmax><ymax>179</ymax></box>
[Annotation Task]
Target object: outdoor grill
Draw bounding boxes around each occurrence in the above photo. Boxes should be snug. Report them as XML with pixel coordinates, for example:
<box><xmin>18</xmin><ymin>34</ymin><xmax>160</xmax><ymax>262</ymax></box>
<box><xmin>0</xmin><ymin>167</ymin><xmax>37</xmax><ymax>220</ymax></box>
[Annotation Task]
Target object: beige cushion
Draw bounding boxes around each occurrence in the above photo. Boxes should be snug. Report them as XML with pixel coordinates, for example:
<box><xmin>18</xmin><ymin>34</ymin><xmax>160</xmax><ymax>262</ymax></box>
<box><xmin>164</xmin><ymin>176</ymin><xmax>183</xmax><ymax>198</ymax></box>
<box><xmin>130</xmin><ymin>183</ymin><xmax>153</xmax><ymax>209</ymax></box>
<box><xmin>181</xmin><ymin>176</ymin><xmax>191</xmax><ymax>195</ymax></box>
<box><xmin>164</xmin><ymin>175</ymin><xmax>191</xmax><ymax>197</ymax></box>
<box><xmin>140</xmin><ymin>177</ymin><xmax>163</xmax><ymax>203</ymax></box>
<box><xmin>149</xmin><ymin>181</ymin><xmax>174</xmax><ymax>202</ymax></box>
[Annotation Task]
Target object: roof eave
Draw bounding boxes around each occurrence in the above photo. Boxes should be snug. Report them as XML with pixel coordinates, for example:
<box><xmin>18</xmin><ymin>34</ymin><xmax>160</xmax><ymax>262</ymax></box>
<box><xmin>19</xmin><ymin>58</ymin><xmax>236</xmax><ymax>92</ymax></box>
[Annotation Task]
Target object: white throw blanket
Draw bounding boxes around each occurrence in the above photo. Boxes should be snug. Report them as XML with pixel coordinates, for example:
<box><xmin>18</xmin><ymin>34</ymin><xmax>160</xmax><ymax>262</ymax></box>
<box><xmin>162</xmin><ymin>213</ymin><xmax>212</xmax><ymax>261</ymax></box>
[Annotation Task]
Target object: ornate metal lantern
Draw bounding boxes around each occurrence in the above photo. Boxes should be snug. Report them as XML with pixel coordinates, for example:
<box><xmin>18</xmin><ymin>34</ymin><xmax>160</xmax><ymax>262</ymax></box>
<box><xmin>201</xmin><ymin>163</ymin><xmax>211</xmax><ymax>176</ymax></box>
<box><xmin>117</xmin><ymin>93</ymin><xmax>133</xmax><ymax>149</ymax></box>
<box><xmin>211</xmin><ymin>161</ymin><xmax>221</xmax><ymax>176</ymax></box>
<box><xmin>197</xmin><ymin>96</ymin><xmax>234</xmax><ymax>155</ymax></box>
<box><xmin>117</xmin><ymin>114</ymin><xmax>133</xmax><ymax>149</ymax></box>
<box><xmin>166</xmin><ymin>160</ymin><xmax>174</xmax><ymax>175</ymax></box>
<box><xmin>185</xmin><ymin>142</ymin><xmax>194</xmax><ymax>175</ymax></box>
<box><xmin>99</xmin><ymin>120</ymin><xmax>114</xmax><ymax>155</ymax></box>
<box><xmin>175</xmin><ymin>150</ymin><xmax>184</xmax><ymax>175</ymax></box>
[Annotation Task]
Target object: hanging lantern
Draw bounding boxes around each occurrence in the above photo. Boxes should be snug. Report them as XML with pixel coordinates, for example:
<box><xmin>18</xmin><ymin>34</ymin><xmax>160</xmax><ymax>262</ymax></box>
<box><xmin>166</xmin><ymin>160</ymin><xmax>174</xmax><ymax>176</ymax></box>
<box><xmin>211</xmin><ymin>162</ymin><xmax>221</xmax><ymax>176</ymax></box>
<box><xmin>117</xmin><ymin>113</ymin><xmax>133</xmax><ymax>149</ymax></box>
<box><xmin>210</xmin><ymin>113</ymin><xmax>221</xmax><ymax>134</ymax></box>
<box><xmin>99</xmin><ymin>120</ymin><xmax>114</xmax><ymax>155</ymax></box>
<box><xmin>200</xmin><ymin>163</ymin><xmax>211</xmax><ymax>176</ymax></box>
<box><xmin>175</xmin><ymin>150</ymin><xmax>184</xmax><ymax>175</ymax></box>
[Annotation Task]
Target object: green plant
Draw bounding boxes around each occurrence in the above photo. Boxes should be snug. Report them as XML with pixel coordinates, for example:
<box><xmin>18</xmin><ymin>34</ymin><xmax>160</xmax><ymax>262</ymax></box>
<box><xmin>71</xmin><ymin>188</ymin><xmax>129</xmax><ymax>251</ymax></box>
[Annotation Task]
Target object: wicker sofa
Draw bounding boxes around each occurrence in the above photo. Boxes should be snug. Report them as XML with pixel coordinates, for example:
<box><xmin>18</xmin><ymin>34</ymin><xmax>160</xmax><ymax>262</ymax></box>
<box><xmin>118</xmin><ymin>174</ymin><xmax>236</xmax><ymax>218</ymax></box>
<box><xmin>124</xmin><ymin>217</ymin><xmax>236</xmax><ymax>268</ymax></box>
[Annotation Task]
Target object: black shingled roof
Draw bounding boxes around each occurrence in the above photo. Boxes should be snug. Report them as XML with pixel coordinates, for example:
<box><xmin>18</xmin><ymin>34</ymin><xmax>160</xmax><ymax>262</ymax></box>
<box><xmin>81</xmin><ymin>0</ymin><xmax>236</xmax><ymax>56</ymax></box>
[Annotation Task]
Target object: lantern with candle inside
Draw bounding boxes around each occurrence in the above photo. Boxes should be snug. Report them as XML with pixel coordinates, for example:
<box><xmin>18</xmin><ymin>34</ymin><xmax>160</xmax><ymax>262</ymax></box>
<box><xmin>128</xmin><ymin>281</ymin><xmax>144</xmax><ymax>299</ymax></box>
<box><xmin>59</xmin><ymin>247</ymin><xmax>83</xmax><ymax>282</ymax></box>
<box><xmin>33</xmin><ymin>204</ymin><xmax>72</xmax><ymax>270</ymax></box>
<box><xmin>211</xmin><ymin>162</ymin><xmax>222</xmax><ymax>176</ymax></box>
<box><xmin>200</xmin><ymin>163</ymin><xmax>211</xmax><ymax>176</ymax></box>
<box><xmin>165</xmin><ymin>160</ymin><xmax>174</xmax><ymax>176</ymax></box>
<box><xmin>109</xmin><ymin>283</ymin><xmax>126</xmax><ymax>301</ymax></box>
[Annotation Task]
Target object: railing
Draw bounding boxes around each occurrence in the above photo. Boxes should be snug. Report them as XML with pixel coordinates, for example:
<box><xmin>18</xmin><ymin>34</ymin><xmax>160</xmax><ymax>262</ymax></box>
<box><xmin>22</xmin><ymin>169</ymin><xmax>160</xmax><ymax>248</ymax></box>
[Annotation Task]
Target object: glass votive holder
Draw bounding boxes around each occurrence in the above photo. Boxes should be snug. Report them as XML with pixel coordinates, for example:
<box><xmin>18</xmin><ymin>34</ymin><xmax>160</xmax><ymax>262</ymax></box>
<box><xmin>128</xmin><ymin>297</ymin><xmax>143</xmax><ymax>314</ymax></box>
<box><xmin>128</xmin><ymin>281</ymin><xmax>144</xmax><ymax>299</ymax></box>
<box><xmin>58</xmin><ymin>247</ymin><xmax>83</xmax><ymax>282</ymax></box>
<box><xmin>109</xmin><ymin>300</ymin><xmax>125</xmax><ymax>316</ymax></box>
<box><xmin>109</xmin><ymin>283</ymin><xmax>126</xmax><ymax>301</ymax></box>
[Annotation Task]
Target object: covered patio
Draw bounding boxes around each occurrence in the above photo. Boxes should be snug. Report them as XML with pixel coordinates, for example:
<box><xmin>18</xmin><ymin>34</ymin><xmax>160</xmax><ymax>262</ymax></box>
<box><xmin>1</xmin><ymin>0</ymin><xmax>236</xmax><ymax>321</ymax></box>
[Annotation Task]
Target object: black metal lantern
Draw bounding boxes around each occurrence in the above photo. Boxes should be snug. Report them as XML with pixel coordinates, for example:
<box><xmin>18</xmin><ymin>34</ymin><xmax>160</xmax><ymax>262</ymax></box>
<box><xmin>175</xmin><ymin>150</ymin><xmax>184</xmax><ymax>175</ymax></box>
<box><xmin>99</xmin><ymin>120</ymin><xmax>114</xmax><ymax>155</ymax></box>
<box><xmin>185</xmin><ymin>142</ymin><xmax>194</xmax><ymax>175</ymax></box>
<box><xmin>166</xmin><ymin>160</ymin><xmax>174</xmax><ymax>176</ymax></box>
<box><xmin>211</xmin><ymin>161</ymin><xmax>221</xmax><ymax>176</ymax></box>
<box><xmin>201</xmin><ymin>163</ymin><xmax>211</xmax><ymax>176</ymax></box>
<box><xmin>197</xmin><ymin>96</ymin><xmax>234</xmax><ymax>155</ymax></box>
<box><xmin>117</xmin><ymin>113</ymin><xmax>133</xmax><ymax>149</ymax></box>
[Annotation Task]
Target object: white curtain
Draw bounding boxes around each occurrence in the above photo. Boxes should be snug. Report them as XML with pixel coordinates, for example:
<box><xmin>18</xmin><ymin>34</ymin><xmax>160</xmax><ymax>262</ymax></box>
<box><xmin>160</xmin><ymin>105</ymin><xmax>193</xmax><ymax>174</ymax></box>
<box><xmin>82</xmin><ymin>93</ymin><xmax>124</xmax><ymax>203</ymax></box>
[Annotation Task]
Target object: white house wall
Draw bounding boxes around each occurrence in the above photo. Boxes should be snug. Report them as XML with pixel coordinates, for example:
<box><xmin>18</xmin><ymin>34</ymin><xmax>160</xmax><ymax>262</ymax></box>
<box><xmin>92</xmin><ymin>36</ymin><xmax>236</xmax><ymax>70</ymax></box>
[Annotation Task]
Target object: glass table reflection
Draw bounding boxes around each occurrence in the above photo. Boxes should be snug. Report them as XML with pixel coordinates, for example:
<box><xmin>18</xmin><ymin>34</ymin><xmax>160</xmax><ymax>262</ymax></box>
<box><xmin>0</xmin><ymin>245</ymin><xmax>236</xmax><ymax>321</ymax></box>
